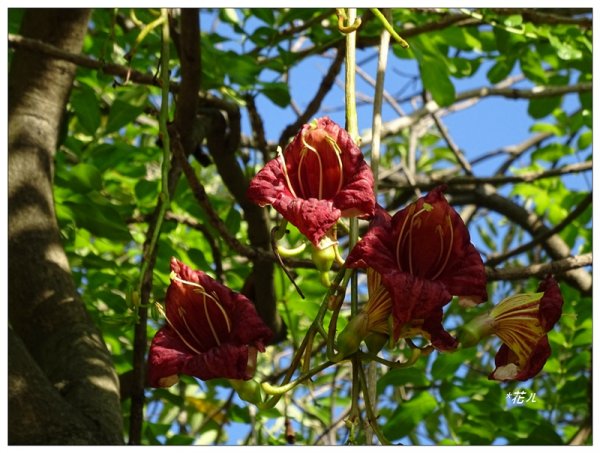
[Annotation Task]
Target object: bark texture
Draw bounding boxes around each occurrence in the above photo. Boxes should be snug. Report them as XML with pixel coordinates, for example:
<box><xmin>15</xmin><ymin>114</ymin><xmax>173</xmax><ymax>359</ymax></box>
<box><xmin>8</xmin><ymin>9</ymin><xmax>123</xmax><ymax>444</ymax></box>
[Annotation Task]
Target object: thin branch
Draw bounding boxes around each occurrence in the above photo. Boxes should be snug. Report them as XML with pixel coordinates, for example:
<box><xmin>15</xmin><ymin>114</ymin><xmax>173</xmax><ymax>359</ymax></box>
<box><xmin>129</xmin><ymin>9</ymin><xmax>172</xmax><ymax>444</ymax></box>
<box><xmin>8</xmin><ymin>32</ymin><xmax>233</xmax><ymax>115</ymax></box>
<box><xmin>486</xmin><ymin>192</ymin><xmax>592</xmax><ymax>267</ymax></box>
<box><xmin>170</xmin><ymin>129</ymin><xmax>257</xmax><ymax>260</ymax></box>
<box><xmin>380</xmin><ymin>161</ymin><xmax>592</xmax><ymax>190</ymax></box>
<box><xmin>450</xmin><ymin>187</ymin><xmax>592</xmax><ymax>295</ymax></box>
<box><xmin>471</xmin><ymin>131</ymin><xmax>553</xmax><ymax>167</ymax></box>
<box><xmin>355</xmin><ymin>64</ymin><xmax>405</xmax><ymax>117</ymax></box>
<box><xmin>278</xmin><ymin>45</ymin><xmax>345</xmax><ymax>147</ymax></box>
<box><xmin>485</xmin><ymin>253</ymin><xmax>592</xmax><ymax>282</ymax></box>
<box><xmin>488</xmin><ymin>8</ymin><xmax>592</xmax><ymax>28</ymax></box>
<box><xmin>129</xmin><ymin>212</ymin><xmax>224</xmax><ymax>282</ymax></box>
<box><xmin>8</xmin><ymin>32</ymin><xmax>167</xmax><ymax>89</ymax></box>
<box><xmin>362</xmin><ymin>80</ymin><xmax>591</xmax><ymax>145</ymax></box>
<box><xmin>431</xmin><ymin>112</ymin><xmax>473</xmax><ymax>175</ymax></box>
<box><xmin>245</xmin><ymin>93</ymin><xmax>270</xmax><ymax>164</ymax></box>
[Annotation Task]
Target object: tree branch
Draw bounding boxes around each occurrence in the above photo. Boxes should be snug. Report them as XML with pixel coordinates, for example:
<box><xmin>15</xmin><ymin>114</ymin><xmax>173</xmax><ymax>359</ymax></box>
<box><xmin>278</xmin><ymin>45</ymin><xmax>345</xmax><ymax>148</ymax></box>
<box><xmin>362</xmin><ymin>80</ymin><xmax>591</xmax><ymax>145</ymax></box>
<box><xmin>380</xmin><ymin>161</ymin><xmax>592</xmax><ymax>190</ymax></box>
<box><xmin>485</xmin><ymin>253</ymin><xmax>592</xmax><ymax>282</ymax></box>
<box><xmin>450</xmin><ymin>186</ymin><xmax>592</xmax><ymax>295</ymax></box>
<box><xmin>486</xmin><ymin>192</ymin><xmax>592</xmax><ymax>266</ymax></box>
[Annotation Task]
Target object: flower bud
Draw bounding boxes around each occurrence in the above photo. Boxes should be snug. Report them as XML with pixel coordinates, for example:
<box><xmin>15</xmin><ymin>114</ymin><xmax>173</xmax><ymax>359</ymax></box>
<box><xmin>230</xmin><ymin>378</ymin><xmax>263</xmax><ymax>405</ymax></box>
<box><xmin>311</xmin><ymin>243</ymin><xmax>336</xmax><ymax>273</ymax></box>
<box><xmin>364</xmin><ymin>332</ymin><xmax>389</xmax><ymax>354</ymax></box>
<box><xmin>458</xmin><ymin>312</ymin><xmax>494</xmax><ymax>348</ymax></box>
<box><xmin>336</xmin><ymin>312</ymin><xmax>369</xmax><ymax>356</ymax></box>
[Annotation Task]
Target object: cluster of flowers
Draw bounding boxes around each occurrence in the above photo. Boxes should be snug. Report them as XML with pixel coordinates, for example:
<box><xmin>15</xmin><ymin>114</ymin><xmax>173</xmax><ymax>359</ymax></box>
<box><xmin>148</xmin><ymin>117</ymin><xmax>563</xmax><ymax>388</ymax></box>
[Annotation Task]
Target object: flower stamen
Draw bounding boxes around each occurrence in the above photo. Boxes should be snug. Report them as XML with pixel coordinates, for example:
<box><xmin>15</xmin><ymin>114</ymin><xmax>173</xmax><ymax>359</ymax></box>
<box><xmin>155</xmin><ymin>302</ymin><xmax>203</xmax><ymax>355</ymax></box>
<box><xmin>277</xmin><ymin>147</ymin><xmax>298</xmax><ymax>198</ymax></box>
<box><xmin>430</xmin><ymin>215</ymin><xmax>454</xmax><ymax>281</ymax></box>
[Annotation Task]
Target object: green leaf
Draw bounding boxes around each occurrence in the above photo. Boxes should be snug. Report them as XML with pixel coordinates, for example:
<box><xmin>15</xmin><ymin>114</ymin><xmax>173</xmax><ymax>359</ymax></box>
<box><xmin>487</xmin><ymin>55</ymin><xmax>516</xmax><ymax>84</ymax></box>
<box><xmin>431</xmin><ymin>348</ymin><xmax>476</xmax><ymax>380</ymax></box>
<box><xmin>520</xmin><ymin>51</ymin><xmax>548</xmax><ymax>84</ymax></box>
<box><xmin>577</xmin><ymin>130</ymin><xmax>592</xmax><ymax>150</ymax></box>
<box><xmin>64</xmin><ymin>196</ymin><xmax>131</xmax><ymax>241</ymax></box>
<box><xmin>69</xmin><ymin>163</ymin><xmax>103</xmax><ymax>192</ymax></box>
<box><xmin>419</xmin><ymin>56</ymin><xmax>455</xmax><ymax>107</ymax></box>
<box><xmin>548</xmin><ymin>34</ymin><xmax>583</xmax><ymax>61</ymax></box>
<box><xmin>527</xmin><ymin>96</ymin><xmax>562</xmax><ymax>119</ymax></box>
<box><xmin>71</xmin><ymin>85</ymin><xmax>101</xmax><ymax>135</ymax></box>
<box><xmin>531</xmin><ymin>143</ymin><xmax>571</xmax><ymax>163</ymax></box>
<box><xmin>530</xmin><ymin>122</ymin><xmax>564</xmax><ymax>136</ymax></box>
<box><xmin>105</xmin><ymin>99</ymin><xmax>145</xmax><ymax>134</ymax></box>
<box><xmin>134</xmin><ymin>179</ymin><xmax>160</xmax><ymax>207</ymax></box>
<box><xmin>252</xmin><ymin>8</ymin><xmax>275</xmax><ymax>25</ymax></box>
<box><xmin>259</xmin><ymin>81</ymin><xmax>291</xmax><ymax>107</ymax></box>
<box><xmin>376</xmin><ymin>367</ymin><xmax>430</xmax><ymax>394</ymax></box>
<box><xmin>504</xmin><ymin>15</ymin><xmax>523</xmax><ymax>27</ymax></box>
<box><xmin>513</xmin><ymin>420</ymin><xmax>563</xmax><ymax>445</ymax></box>
<box><xmin>382</xmin><ymin>391</ymin><xmax>437</xmax><ymax>440</ymax></box>
<box><xmin>220</xmin><ymin>8</ymin><xmax>240</xmax><ymax>26</ymax></box>
<box><xmin>224</xmin><ymin>205</ymin><xmax>242</xmax><ymax>234</ymax></box>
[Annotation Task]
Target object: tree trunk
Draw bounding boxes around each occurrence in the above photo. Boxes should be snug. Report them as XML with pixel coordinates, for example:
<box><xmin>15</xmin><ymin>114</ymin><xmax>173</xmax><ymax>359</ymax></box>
<box><xmin>8</xmin><ymin>9</ymin><xmax>123</xmax><ymax>444</ymax></box>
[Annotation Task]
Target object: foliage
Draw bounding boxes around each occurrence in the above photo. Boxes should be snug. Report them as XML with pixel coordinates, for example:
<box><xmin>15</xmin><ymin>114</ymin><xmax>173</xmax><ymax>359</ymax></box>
<box><xmin>8</xmin><ymin>7</ymin><xmax>592</xmax><ymax>445</ymax></box>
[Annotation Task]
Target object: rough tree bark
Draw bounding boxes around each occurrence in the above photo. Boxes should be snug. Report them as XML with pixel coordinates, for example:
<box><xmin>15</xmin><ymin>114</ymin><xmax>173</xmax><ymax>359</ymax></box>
<box><xmin>8</xmin><ymin>9</ymin><xmax>123</xmax><ymax>444</ymax></box>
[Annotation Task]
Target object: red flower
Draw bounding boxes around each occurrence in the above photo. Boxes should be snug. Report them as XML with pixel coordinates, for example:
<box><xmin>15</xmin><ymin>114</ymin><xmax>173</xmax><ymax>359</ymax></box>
<box><xmin>461</xmin><ymin>275</ymin><xmax>563</xmax><ymax>381</ymax></box>
<box><xmin>247</xmin><ymin>117</ymin><xmax>375</xmax><ymax>247</ymax></box>
<box><xmin>147</xmin><ymin>258</ymin><xmax>273</xmax><ymax>387</ymax></box>
<box><xmin>345</xmin><ymin>187</ymin><xmax>487</xmax><ymax>350</ymax></box>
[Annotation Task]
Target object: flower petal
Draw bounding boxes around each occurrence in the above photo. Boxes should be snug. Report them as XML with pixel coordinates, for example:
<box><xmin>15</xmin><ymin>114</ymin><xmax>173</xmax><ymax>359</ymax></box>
<box><xmin>490</xmin><ymin>337</ymin><xmax>552</xmax><ymax>381</ymax></box>
<box><xmin>390</xmin><ymin>186</ymin><xmax>487</xmax><ymax>302</ymax></box>
<box><xmin>420</xmin><ymin>309</ymin><xmax>459</xmax><ymax>351</ymax></box>
<box><xmin>384</xmin><ymin>270</ymin><xmax>451</xmax><ymax>327</ymax></box>
<box><xmin>181</xmin><ymin>343</ymin><xmax>256</xmax><ymax>381</ymax></box>
<box><xmin>147</xmin><ymin>326</ymin><xmax>195</xmax><ymax>387</ymax></box>
<box><xmin>247</xmin><ymin>156</ymin><xmax>295</xmax><ymax>208</ymax></box>
<box><xmin>333</xmin><ymin>159</ymin><xmax>375</xmax><ymax>219</ymax></box>
<box><xmin>345</xmin><ymin>205</ymin><xmax>396</xmax><ymax>271</ymax></box>
<box><xmin>537</xmin><ymin>275</ymin><xmax>563</xmax><ymax>331</ymax></box>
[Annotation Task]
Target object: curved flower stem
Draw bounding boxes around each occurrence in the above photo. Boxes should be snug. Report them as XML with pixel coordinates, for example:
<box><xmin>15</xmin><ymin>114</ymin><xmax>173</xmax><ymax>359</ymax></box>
<box><xmin>270</xmin><ymin>226</ymin><xmax>305</xmax><ymax>299</ymax></box>
<box><xmin>357</xmin><ymin>347</ymin><xmax>422</xmax><ymax>369</ymax></box>
<box><xmin>336</xmin><ymin>8</ymin><xmax>362</xmax><ymax>33</ymax></box>
<box><xmin>129</xmin><ymin>9</ymin><xmax>171</xmax><ymax>444</ymax></box>
<box><xmin>261</xmin><ymin>360</ymin><xmax>334</xmax><ymax>398</ymax></box>
<box><xmin>260</xmin><ymin>266</ymin><xmax>348</xmax><ymax>408</ymax></box>
<box><xmin>370</xmin><ymin>8</ymin><xmax>409</xmax><ymax>48</ymax></box>
<box><xmin>327</xmin><ymin>269</ymin><xmax>354</xmax><ymax>362</ymax></box>
<box><xmin>357</xmin><ymin>362</ymin><xmax>392</xmax><ymax>445</ymax></box>
<box><xmin>137</xmin><ymin>10</ymin><xmax>171</xmax><ymax>299</ymax></box>
<box><xmin>370</xmin><ymin>9</ymin><xmax>391</xmax><ymax>192</ymax></box>
<box><xmin>344</xmin><ymin>7</ymin><xmax>360</xmax><ymax>318</ymax></box>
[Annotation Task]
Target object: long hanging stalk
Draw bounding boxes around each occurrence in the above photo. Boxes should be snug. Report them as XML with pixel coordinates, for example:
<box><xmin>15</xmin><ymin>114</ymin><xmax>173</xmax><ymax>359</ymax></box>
<box><xmin>342</xmin><ymin>8</ymin><xmax>363</xmax><ymax>443</ymax></box>
<box><xmin>128</xmin><ymin>8</ymin><xmax>171</xmax><ymax>444</ymax></box>
<box><xmin>365</xmin><ymin>11</ymin><xmax>391</xmax><ymax>444</ymax></box>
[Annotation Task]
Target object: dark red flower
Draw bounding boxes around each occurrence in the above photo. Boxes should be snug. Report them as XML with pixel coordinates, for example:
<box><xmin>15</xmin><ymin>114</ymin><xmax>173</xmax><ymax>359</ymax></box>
<box><xmin>147</xmin><ymin>258</ymin><xmax>273</xmax><ymax>387</ymax></box>
<box><xmin>345</xmin><ymin>186</ymin><xmax>487</xmax><ymax>350</ymax></box>
<box><xmin>247</xmin><ymin>117</ymin><xmax>375</xmax><ymax>247</ymax></box>
<box><xmin>484</xmin><ymin>275</ymin><xmax>563</xmax><ymax>381</ymax></box>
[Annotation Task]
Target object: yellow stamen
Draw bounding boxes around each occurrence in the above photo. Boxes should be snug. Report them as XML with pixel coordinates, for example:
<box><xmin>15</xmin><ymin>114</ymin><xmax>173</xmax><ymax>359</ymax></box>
<box><xmin>324</xmin><ymin>135</ymin><xmax>344</xmax><ymax>196</ymax></box>
<box><xmin>299</xmin><ymin>135</ymin><xmax>323</xmax><ymax>199</ymax></box>
<box><xmin>395</xmin><ymin>204</ymin><xmax>416</xmax><ymax>271</ymax></box>
<box><xmin>202</xmin><ymin>291</ymin><xmax>221</xmax><ymax>346</ymax></box>
<box><xmin>277</xmin><ymin>146</ymin><xmax>298</xmax><ymax>198</ymax></box>
<box><xmin>155</xmin><ymin>302</ymin><xmax>202</xmax><ymax>355</ymax></box>
<box><xmin>178</xmin><ymin>305</ymin><xmax>206</xmax><ymax>347</ymax></box>
<box><xmin>172</xmin><ymin>274</ymin><xmax>233</xmax><ymax>339</ymax></box>
<box><xmin>430</xmin><ymin>215</ymin><xmax>454</xmax><ymax>280</ymax></box>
